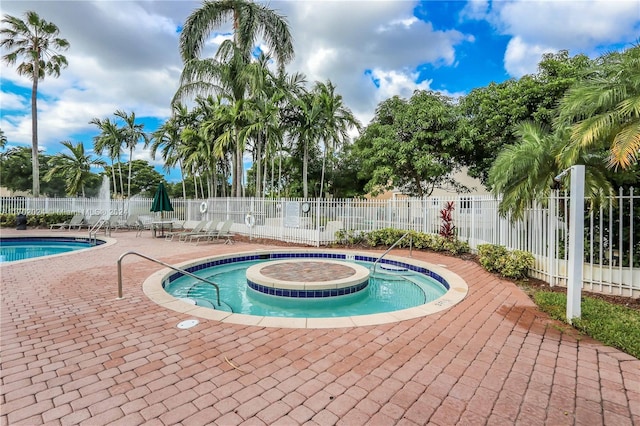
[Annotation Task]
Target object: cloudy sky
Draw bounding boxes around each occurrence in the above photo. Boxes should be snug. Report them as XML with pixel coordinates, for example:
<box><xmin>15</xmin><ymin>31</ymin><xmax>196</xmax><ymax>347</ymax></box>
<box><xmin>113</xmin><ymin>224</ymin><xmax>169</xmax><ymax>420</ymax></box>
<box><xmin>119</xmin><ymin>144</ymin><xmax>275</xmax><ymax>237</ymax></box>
<box><xmin>1</xmin><ymin>0</ymin><xmax>639</xmax><ymax>181</ymax></box>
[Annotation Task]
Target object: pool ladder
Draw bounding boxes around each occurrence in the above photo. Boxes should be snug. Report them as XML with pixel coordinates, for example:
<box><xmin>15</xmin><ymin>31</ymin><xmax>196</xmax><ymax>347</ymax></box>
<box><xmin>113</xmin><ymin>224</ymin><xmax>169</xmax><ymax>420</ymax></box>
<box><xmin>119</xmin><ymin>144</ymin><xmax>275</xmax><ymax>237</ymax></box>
<box><xmin>371</xmin><ymin>231</ymin><xmax>412</xmax><ymax>276</ymax></box>
<box><xmin>88</xmin><ymin>218</ymin><xmax>108</xmax><ymax>244</ymax></box>
<box><xmin>117</xmin><ymin>250</ymin><xmax>221</xmax><ymax>307</ymax></box>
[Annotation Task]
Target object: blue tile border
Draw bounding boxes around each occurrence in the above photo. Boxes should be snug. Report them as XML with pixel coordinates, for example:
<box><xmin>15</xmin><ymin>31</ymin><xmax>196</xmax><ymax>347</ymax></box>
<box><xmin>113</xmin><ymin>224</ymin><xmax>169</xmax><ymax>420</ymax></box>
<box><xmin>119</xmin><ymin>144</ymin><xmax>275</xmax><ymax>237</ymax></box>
<box><xmin>164</xmin><ymin>251</ymin><xmax>450</xmax><ymax>290</ymax></box>
<box><xmin>247</xmin><ymin>279</ymin><xmax>369</xmax><ymax>298</ymax></box>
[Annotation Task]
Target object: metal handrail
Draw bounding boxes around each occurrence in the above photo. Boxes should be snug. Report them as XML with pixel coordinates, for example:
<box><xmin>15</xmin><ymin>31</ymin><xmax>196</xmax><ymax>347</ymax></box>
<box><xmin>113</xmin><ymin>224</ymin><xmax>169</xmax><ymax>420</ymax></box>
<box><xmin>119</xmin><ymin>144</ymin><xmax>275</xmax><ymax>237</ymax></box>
<box><xmin>117</xmin><ymin>250</ymin><xmax>221</xmax><ymax>307</ymax></box>
<box><xmin>371</xmin><ymin>231</ymin><xmax>412</xmax><ymax>276</ymax></box>
<box><xmin>88</xmin><ymin>218</ymin><xmax>108</xmax><ymax>244</ymax></box>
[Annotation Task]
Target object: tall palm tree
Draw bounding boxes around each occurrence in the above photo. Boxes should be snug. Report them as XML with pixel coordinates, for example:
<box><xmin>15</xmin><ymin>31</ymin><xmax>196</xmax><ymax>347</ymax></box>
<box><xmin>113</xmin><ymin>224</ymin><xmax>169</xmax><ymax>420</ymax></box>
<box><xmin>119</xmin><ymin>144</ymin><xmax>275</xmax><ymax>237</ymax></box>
<box><xmin>114</xmin><ymin>110</ymin><xmax>149</xmax><ymax>198</ymax></box>
<box><xmin>44</xmin><ymin>141</ymin><xmax>105</xmax><ymax>197</ymax></box>
<box><xmin>150</xmin><ymin>104</ymin><xmax>190</xmax><ymax>199</ymax></box>
<box><xmin>557</xmin><ymin>44</ymin><xmax>640</xmax><ymax>169</ymax></box>
<box><xmin>1</xmin><ymin>11</ymin><xmax>69</xmax><ymax>197</ymax></box>
<box><xmin>489</xmin><ymin>122</ymin><xmax>613</xmax><ymax>220</ymax></box>
<box><xmin>176</xmin><ymin>0</ymin><xmax>294</xmax><ymax>197</ymax></box>
<box><xmin>179</xmin><ymin>0</ymin><xmax>293</xmax><ymax>71</ymax></box>
<box><xmin>313</xmin><ymin>80</ymin><xmax>361</xmax><ymax>197</ymax></box>
<box><xmin>286</xmin><ymin>88</ymin><xmax>324</xmax><ymax>198</ymax></box>
<box><xmin>90</xmin><ymin>117</ymin><xmax>125</xmax><ymax>197</ymax></box>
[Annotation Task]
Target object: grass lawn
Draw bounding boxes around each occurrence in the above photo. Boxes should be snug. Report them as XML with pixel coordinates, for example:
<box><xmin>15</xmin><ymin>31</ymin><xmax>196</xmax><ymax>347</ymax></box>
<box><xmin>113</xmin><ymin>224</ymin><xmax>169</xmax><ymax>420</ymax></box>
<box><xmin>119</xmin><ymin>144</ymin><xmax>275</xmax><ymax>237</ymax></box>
<box><xmin>531</xmin><ymin>290</ymin><xmax>640</xmax><ymax>359</ymax></box>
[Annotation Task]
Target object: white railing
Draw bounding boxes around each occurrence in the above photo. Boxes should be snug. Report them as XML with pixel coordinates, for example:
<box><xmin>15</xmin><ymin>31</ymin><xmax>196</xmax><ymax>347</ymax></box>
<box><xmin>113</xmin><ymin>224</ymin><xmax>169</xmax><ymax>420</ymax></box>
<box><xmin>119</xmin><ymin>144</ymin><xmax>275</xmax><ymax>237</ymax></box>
<box><xmin>2</xmin><ymin>189</ymin><xmax>637</xmax><ymax>296</ymax></box>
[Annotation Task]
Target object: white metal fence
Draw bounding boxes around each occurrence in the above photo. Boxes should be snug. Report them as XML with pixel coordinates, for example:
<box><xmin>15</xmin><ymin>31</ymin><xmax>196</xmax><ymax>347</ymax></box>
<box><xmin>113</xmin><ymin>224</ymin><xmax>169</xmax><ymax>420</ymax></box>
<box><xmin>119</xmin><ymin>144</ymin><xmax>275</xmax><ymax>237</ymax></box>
<box><xmin>2</xmin><ymin>190</ymin><xmax>637</xmax><ymax>296</ymax></box>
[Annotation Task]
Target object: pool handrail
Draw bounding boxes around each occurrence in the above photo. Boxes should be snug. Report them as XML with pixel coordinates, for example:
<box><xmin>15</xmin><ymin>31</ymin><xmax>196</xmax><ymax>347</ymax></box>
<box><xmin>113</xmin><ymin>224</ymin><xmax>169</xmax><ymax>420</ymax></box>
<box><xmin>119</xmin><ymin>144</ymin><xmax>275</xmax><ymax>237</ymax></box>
<box><xmin>117</xmin><ymin>250</ymin><xmax>221</xmax><ymax>306</ymax></box>
<box><xmin>371</xmin><ymin>231</ymin><xmax>412</xmax><ymax>276</ymax></box>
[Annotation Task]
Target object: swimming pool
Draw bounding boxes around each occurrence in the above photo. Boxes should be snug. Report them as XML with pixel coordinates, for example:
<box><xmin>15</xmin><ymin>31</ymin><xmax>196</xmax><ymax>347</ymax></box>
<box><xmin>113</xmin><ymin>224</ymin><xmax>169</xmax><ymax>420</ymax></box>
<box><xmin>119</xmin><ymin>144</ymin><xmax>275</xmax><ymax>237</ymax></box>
<box><xmin>144</xmin><ymin>249</ymin><xmax>468</xmax><ymax>328</ymax></box>
<box><xmin>0</xmin><ymin>237</ymin><xmax>106</xmax><ymax>263</ymax></box>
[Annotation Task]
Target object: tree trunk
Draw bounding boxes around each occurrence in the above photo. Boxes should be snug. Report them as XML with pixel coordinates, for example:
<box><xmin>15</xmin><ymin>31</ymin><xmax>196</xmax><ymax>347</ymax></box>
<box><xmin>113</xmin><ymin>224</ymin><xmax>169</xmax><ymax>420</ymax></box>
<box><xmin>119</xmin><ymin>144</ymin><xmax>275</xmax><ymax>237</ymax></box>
<box><xmin>110</xmin><ymin>159</ymin><xmax>117</xmax><ymax>197</ymax></box>
<box><xmin>236</xmin><ymin>142</ymin><xmax>243</xmax><ymax>197</ymax></box>
<box><xmin>320</xmin><ymin>151</ymin><xmax>326</xmax><ymax>199</ymax></box>
<box><xmin>31</xmin><ymin>74</ymin><xmax>40</xmax><ymax>197</ymax></box>
<box><xmin>127</xmin><ymin>147</ymin><xmax>133</xmax><ymax>198</ymax></box>
<box><xmin>256</xmin><ymin>133</ymin><xmax>262</xmax><ymax>198</ymax></box>
<box><xmin>179</xmin><ymin>159</ymin><xmax>187</xmax><ymax>199</ymax></box>
<box><xmin>303</xmin><ymin>140</ymin><xmax>309</xmax><ymax>198</ymax></box>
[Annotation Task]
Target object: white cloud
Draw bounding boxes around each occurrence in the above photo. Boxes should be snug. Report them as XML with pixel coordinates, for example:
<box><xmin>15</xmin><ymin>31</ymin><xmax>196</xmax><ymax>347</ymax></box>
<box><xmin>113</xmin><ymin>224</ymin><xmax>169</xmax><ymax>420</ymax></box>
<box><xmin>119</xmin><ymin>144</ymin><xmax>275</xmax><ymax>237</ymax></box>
<box><xmin>503</xmin><ymin>37</ymin><xmax>555</xmax><ymax>78</ymax></box>
<box><xmin>2</xmin><ymin>0</ymin><xmax>636</xmax><ymax>174</ymax></box>
<box><xmin>474</xmin><ymin>0</ymin><xmax>640</xmax><ymax>77</ymax></box>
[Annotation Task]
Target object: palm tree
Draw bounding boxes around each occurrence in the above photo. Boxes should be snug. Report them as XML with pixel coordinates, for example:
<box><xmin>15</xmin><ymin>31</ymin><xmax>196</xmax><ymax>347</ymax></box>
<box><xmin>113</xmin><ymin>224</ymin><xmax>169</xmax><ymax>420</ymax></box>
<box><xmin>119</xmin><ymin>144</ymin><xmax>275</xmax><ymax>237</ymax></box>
<box><xmin>286</xmin><ymin>88</ymin><xmax>323</xmax><ymax>198</ymax></box>
<box><xmin>313</xmin><ymin>80</ymin><xmax>361</xmax><ymax>197</ymax></box>
<box><xmin>489</xmin><ymin>122</ymin><xmax>613</xmax><ymax>220</ymax></box>
<box><xmin>150</xmin><ymin>104</ymin><xmax>190</xmax><ymax>199</ymax></box>
<box><xmin>557</xmin><ymin>45</ymin><xmax>640</xmax><ymax>169</ymax></box>
<box><xmin>179</xmin><ymin>0</ymin><xmax>293</xmax><ymax>71</ymax></box>
<box><xmin>44</xmin><ymin>141</ymin><xmax>105</xmax><ymax>197</ymax></box>
<box><xmin>114</xmin><ymin>110</ymin><xmax>149</xmax><ymax>198</ymax></box>
<box><xmin>90</xmin><ymin>117</ymin><xmax>125</xmax><ymax>197</ymax></box>
<box><xmin>176</xmin><ymin>0</ymin><xmax>294</xmax><ymax>197</ymax></box>
<box><xmin>1</xmin><ymin>11</ymin><xmax>69</xmax><ymax>196</ymax></box>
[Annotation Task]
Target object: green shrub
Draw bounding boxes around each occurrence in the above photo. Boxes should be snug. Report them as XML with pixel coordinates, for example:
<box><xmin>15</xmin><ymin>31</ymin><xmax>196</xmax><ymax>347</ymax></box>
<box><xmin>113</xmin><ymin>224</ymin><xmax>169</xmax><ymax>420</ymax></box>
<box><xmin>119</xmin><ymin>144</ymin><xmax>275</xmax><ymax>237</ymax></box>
<box><xmin>477</xmin><ymin>244</ymin><xmax>508</xmax><ymax>272</ymax></box>
<box><xmin>335</xmin><ymin>229</ymin><xmax>365</xmax><ymax>246</ymax></box>
<box><xmin>501</xmin><ymin>250</ymin><xmax>535</xmax><ymax>279</ymax></box>
<box><xmin>0</xmin><ymin>213</ymin><xmax>75</xmax><ymax>228</ymax></box>
<box><xmin>478</xmin><ymin>244</ymin><xmax>534</xmax><ymax>278</ymax></box>
<box><xmin>353</xmin><ymin>227</ymin><xmax>468</xmax><ymax>256</ymax></box>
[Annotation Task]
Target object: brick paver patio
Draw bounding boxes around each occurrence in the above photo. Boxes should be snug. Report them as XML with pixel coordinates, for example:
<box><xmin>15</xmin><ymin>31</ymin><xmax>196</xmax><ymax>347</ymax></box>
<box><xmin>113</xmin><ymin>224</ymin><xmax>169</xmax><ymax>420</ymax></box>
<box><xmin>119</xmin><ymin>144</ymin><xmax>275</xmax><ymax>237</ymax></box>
<box><xmin>1</xmin><ymin>228</ymin><xmax>638</xmax><ymax>425</ymax></box>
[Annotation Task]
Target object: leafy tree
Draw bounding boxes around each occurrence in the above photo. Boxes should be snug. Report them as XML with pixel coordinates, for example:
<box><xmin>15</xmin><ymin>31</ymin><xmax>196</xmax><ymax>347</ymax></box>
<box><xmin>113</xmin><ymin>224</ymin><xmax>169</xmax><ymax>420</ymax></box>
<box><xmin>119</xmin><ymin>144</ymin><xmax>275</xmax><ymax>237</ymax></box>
<box><xmin>1</xmin><ymin>11</ymin><xmax>69</xmax><ymax>196</ymax></box>
<box><xmin>354</xmin><ymin>90</ymin><xmax>466</xmax><ymax>197</ymax></box>
<box><xmin>0</xmin><ymin>146</ymin><xmax>65</xmax><ymax>196</ymax></box>
<box><xmin>557</xmin><ymin>44</ymin><xmax>640</xmax><ymax>169</ymax></box>
<box><xmin>104</xmin><ymin>160</ymin><xmax>164</xmax><ymax>197</ymax></box>
<box><xmin>459</xmin><ymin>50</ymin><xmax>593</xmax><ymax>184</ymax></box>
<box><xmin>44</xmin><ymin>141</ymin><xmax>106</xmax><ymax>197</ymax></box>
<box><xmin>327</xmin><ymin>142</ymin><xmax>368</xmax><ymax>198</ymax></box>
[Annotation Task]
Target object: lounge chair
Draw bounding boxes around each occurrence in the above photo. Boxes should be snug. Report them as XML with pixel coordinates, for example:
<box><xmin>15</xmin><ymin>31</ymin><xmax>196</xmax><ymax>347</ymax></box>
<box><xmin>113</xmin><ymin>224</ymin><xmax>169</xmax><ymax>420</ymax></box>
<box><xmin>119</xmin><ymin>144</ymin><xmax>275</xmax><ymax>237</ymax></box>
<box><xmin>122</xmin><ymin>214</ymin><xmax>139</xmax><ymax>231</ymax></box>
<box><xmin>106</xmin><ymin>215</ymin><xmax>124</xmax><ymax>233</ymax></box>
<box><xmin>135</xmin><ymin>217</ymin><xmax>152</xmax><ymax>237</ymax></box>
<box><xmin>165</xmin><ymin>220</ymin><xmax>208</xmax><ymax>242</ymax></box>
<box><xmin>80</xmin><ymin>214</ymin><xmax>103</xmax><ymax>229</ymax></box>
<box><xmin>191</xmin><ymin>219</ymin><xmax>234</xmax><ymax>245</ymax></box>
<box><xmin>49</xmin><ymin>213</ymin><xmax>84</xmax><ymax>230</ymax></box>
<box><xmin>185</xmin><ymin>220</ymin><xmax>222</xmax><ymax>243</ymax></box>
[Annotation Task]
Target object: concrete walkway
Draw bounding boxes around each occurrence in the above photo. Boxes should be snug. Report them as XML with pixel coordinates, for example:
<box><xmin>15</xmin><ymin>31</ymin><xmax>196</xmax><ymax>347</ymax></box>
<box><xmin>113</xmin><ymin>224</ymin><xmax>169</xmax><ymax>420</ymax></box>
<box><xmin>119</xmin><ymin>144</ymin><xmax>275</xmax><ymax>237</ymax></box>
<box><xmin>1</xmin><ymin>229</ymin><xmax>638</xmax><ymax>425</ymax></box>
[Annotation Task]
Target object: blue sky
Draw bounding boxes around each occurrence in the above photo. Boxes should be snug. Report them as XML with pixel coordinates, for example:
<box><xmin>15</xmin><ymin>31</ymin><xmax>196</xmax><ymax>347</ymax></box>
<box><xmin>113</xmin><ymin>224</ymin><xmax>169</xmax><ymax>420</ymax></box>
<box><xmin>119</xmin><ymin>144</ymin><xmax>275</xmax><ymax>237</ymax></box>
<box><xmin>1</xmin><ymin>0</ymin><xmax>639</xmax><ymax>183</ymax></box>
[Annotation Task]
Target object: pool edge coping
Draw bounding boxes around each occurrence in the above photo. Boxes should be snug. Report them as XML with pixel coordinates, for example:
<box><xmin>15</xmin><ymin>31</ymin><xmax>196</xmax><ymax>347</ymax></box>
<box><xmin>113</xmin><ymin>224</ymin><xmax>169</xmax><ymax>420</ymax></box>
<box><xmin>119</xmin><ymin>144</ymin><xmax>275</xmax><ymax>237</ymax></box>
<box><xmin>142</xmin><ymin>248</ymin><xmax>469</xmax><ymax>329</ymax></box>
<box><xmin>0</xmin><ymin>232</ymin><xmax>117</xmax><ymax>266</ymax></box>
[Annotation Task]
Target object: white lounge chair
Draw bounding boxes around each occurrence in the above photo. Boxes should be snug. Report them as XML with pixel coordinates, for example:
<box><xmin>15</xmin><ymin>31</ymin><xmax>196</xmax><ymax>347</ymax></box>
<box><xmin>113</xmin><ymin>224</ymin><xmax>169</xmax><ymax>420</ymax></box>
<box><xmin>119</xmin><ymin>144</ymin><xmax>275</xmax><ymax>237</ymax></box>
<box><xmin>165</xmin><ymin>220</ymin><xmax>207</xmax><ymax>242</ymax></box>
<box><xmin>191</xmin><ymin>219</ymin><xmax>234</xmax><ymax>245</ymax></box>
<box><xmin>186</xmin><ymin>220</ymin><xmax>222</xmax><ymax>244</ymax></box>
<box><xmin>49</xmin><ymin>213</ymin><xmax>84</xmax><ymax>230</ymax></box>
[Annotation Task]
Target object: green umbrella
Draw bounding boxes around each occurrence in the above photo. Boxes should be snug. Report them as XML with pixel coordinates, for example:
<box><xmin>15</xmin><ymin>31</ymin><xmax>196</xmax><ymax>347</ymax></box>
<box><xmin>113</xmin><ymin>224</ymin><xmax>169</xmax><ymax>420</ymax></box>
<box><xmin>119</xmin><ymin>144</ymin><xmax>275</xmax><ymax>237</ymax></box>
<box><xmin>150</xmin><ymin>183</ymin><xmax>173</xmax><ymax>219</ymax></box>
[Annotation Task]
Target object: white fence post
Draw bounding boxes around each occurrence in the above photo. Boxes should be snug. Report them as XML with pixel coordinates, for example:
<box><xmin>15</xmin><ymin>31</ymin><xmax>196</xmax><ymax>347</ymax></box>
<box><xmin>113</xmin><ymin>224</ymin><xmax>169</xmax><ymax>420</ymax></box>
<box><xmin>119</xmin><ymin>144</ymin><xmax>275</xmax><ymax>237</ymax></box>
<box><xmin>567</xmin><ymin>165</ymin><xmax>585</xmax><ymax>322</ymax></box>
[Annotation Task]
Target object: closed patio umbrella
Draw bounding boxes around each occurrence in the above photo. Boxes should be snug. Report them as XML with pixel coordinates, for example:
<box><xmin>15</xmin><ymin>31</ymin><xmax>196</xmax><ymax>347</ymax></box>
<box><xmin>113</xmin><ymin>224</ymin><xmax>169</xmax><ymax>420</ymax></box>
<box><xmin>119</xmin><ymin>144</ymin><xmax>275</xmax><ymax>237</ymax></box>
<box><xmin>150</xmin><ymin>183</ymin><xmax>173</xmax><ymax>219</ymax></box>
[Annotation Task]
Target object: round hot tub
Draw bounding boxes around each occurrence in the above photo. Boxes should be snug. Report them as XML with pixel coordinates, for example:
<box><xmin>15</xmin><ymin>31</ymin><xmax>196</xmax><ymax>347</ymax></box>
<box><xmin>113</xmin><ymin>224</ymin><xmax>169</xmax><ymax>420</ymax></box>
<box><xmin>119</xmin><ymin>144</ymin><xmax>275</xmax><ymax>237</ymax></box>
<box><xmin>246</xmin><ymin>259</ymin><xmax>370</xmax><ymax>298</ymax></box>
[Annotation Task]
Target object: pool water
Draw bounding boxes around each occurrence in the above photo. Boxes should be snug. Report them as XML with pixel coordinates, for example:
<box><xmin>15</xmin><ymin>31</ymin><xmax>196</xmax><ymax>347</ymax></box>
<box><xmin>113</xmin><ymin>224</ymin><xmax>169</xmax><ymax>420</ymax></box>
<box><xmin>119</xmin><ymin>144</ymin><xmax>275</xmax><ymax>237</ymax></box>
<box><xmin>164</xmin><ymin>260</ymin><xmax>447</xmax><ymax>318</ymax></box>
<box><xmin>0</xmin><ymin>238</ymin><xmax>99</xmax><ymax>263</ymax></box>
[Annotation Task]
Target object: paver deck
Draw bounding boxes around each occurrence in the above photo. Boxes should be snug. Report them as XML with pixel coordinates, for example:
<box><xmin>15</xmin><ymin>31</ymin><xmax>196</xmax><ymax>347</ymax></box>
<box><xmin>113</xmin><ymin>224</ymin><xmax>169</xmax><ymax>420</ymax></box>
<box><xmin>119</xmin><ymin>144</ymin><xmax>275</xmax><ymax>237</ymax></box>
<box><xmin>1</xmin><ymin>228</ymin><xmax>638</xmax><ymax>425</ymax></box>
